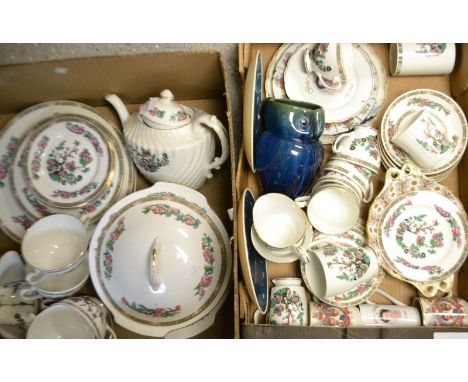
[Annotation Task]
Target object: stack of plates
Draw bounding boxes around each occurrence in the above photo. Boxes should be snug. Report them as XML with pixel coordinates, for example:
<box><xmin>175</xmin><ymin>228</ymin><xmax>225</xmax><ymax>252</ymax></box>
<box><xmin>379</xmin><ymin>89</ymin><xmax>468</xmax><ymax>181</ymax></box>
<box><xmin>265</xmin><ymin>43</ymin><xmax>387</xmax><ymax>143</ymax></box>
<box><xmin>0</xmin><ymin>101</ymin><xmax>136</xmax><ymax>242</ymax></box>
<box><xmin>367</xmin><ymin>164</ymin><xmax>468</xmax><ymax>297</ymax></box>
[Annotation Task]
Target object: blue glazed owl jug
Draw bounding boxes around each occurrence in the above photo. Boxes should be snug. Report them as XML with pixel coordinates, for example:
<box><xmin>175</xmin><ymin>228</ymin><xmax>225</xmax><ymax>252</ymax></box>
<box><xmin>254</xmin><ymin>99</ymin><xmax>325</xmax><ymax>198</ymax></box>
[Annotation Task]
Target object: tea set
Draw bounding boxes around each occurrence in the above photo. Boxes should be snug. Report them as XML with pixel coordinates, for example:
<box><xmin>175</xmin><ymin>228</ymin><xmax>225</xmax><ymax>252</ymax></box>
<box><xmin>0</xmin><ymin>90</ymin><xmax>231</xmax><ymax>338</ymax></box>
<box><xmin>240</xmin><ymin>43</ymin><xmax>468</xmax><ymax>330</ymax></box>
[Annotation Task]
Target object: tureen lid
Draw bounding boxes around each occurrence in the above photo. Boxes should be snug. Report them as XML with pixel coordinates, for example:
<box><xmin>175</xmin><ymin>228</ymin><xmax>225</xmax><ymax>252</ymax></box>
<box><xmin>139</xmin><ymin>89</ymin><xmax>191</xmax><ymax>128</ymax></box>
<box><xmin>88</xmin><ymin>182</ymin><xmax>232</xmax><ymax>337</ymax></box>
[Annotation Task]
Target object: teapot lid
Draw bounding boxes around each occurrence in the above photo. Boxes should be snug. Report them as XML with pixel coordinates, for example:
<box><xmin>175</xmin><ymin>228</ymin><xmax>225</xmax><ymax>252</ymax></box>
<box><xmin>139</xmin><ymin>89</ymin><xmax>190</xmax><ymax>128</ymax></box>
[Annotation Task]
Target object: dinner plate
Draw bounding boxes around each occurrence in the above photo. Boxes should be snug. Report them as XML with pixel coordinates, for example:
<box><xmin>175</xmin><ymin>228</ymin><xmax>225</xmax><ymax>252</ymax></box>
<box><xmin>88</xmin><ymin>182</ymin><xmax>232</xmax><ymax>338</ymax></box>
<box><xmin>0</xmin><ymin>101</ymin><xmax>134</xmax><ymax>242</ymax></box>
<box><xmin>243</xmin><ymin>51</ymin><xmax>263</xmax><ymax>173</ymax></box>
<box><xmin>378</xmin><ymin>190</ymin><xmax>467</xmax><ymax>283</ymax></box>
<box><xmin>23</xmin><ymin>115</ymin><xmax>114</xmax><ymax>208</ymax></box>
<box><xmin>380</xmin><ymin>89</ymin><xmax>467</xmax><ymax>179</ymax></box>
<box><xmin>238</xmin><ymin>188</ymin><xmax>268</xmax><ymax>314</ymax></box>
<box><xmin>266</xmin><ymin>43</ymin><xmax>387</xmax><ymax>142</ymax></box>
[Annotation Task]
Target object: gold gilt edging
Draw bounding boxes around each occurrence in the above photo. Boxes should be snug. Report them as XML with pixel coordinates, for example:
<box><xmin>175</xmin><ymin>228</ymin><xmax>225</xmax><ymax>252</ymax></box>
<box><xmin>95</xmin><ymin>192</ymin><xmax>228</xmax><ymax>327</ymax></box>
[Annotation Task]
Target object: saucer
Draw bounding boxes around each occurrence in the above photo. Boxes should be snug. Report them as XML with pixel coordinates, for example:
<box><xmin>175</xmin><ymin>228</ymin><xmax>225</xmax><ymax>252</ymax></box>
<box><xmin>238</xmin><ymin>188</ymin><xmax>269</xmax><ymax>314</ymax></box>
<box><xmin>243</xmin><ymin>50</ymin><xmax>263</xmax><ymax>173</ymax></box>
<box><xmin>267</xmin><ymin>43</ymin><xmax>387</xmax><ymax>142</ymax></box>
<box><xmin>251</xmin><ymin>221</ymin><xmax>314</xmax><ymax>264</ymax></box>
<box><xmin>24</xmin><ymin>115</ymin><xmax>113</xmax><ymax>208</ymax></box>
<box><xmin>380</xmin><ymin>89</ymin><xmax>467</xmax><ymax>179</ymax></box>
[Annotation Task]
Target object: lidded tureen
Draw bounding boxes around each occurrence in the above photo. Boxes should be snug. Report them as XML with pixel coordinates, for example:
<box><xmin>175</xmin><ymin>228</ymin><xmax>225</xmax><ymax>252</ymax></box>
<box><xmin>106</xmin><ymin>90</ymin><xmax>229</xmax><ymax>189</ymax></box>
<box><xmin>88</xmin><ymin>182</ymin><xmax>232</xmax><ymax>338</ymax></box>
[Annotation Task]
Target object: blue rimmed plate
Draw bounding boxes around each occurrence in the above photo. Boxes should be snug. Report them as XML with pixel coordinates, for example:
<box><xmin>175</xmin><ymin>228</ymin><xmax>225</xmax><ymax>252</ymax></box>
<box><xmin>238</xmin><ymin>188</ymin><xmax>268</xmax><ymax>314</ymax></box>
<box><xmin>243</xmin><ymin>51</ymin><xmax>263</xmax><ymax>172</ymax></box>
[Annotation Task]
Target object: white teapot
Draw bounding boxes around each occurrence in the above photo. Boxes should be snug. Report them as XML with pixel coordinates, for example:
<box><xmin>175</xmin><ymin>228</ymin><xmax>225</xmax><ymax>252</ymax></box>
<box><xmin>105</xmin><ymin>89</ymin><xmax>229</xmax><ymax>189</ymax></box>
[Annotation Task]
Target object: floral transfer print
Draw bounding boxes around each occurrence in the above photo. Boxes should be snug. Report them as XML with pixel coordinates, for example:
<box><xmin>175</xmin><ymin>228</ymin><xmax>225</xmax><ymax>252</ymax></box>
<box><xmin>349</xmin><ymin>135</ymin><xmax>379</xmax><ymax>160</ymax></box>
<box><xmin>394</xmin><ymin>256</ymin><xmax>443</xmax><ymax>276</ymax></box>
<box><xmin>332</xmin><ymin>279</ymin><xmax>373</xmax><ymax>302</ymax></box>
<box><xmin>416</xmin><ymin>116</ymin><xmax>458</xmax><ymax>155</ymax></box>
<box><xmin>425</xmin><ymin>298</ymin><xmax>465</xmax><ymax>326</ymax></box>
<box><xmin>325</xmin><ymin>247</ymin><xmax>371</xmax><ymax>282</ymax></box>
<box><xmin>310</xmin><ymin>43</ymin><xmax>332</xmax><ymax>73</ymax></box>
<box><xmin>336</xmin><ymin>232</ymin><xmax>365</xmax><ymax>247</ymax></box>
<box><xmin>78</xmin><ymin>186</ymin><xmax>112</xmax><ymax>216</ymax></box>
<box><xmin>121</xmin><ymin>297</ymin><xmax>181</xmax><ymax>318</ymax></box>
<box><xmin>415</xmin><ymin>43</ymin><xmax>447</xmax><ymax>55</ymax></box>
<box><xmin>194</xmin><ymin>234</ymin><xmax>215</xmax><ymax>300</ymax></box>
<box><xmin>22</xmin><ymin>187</ymin><xmax>51</xmax><ymax>216</ymax></box>
<box><xmin>268</xmin><ymin>288</ymin><xmax>305</xmax><ymax>326</ymax></box>
<box><xmin>148</xmin><ymin>106</ymin><xmax>166</xmax><ymax>119</ymax></box>
<box><xmin>311</xmin><ymin>303</ymin><xmax>352</xmax><ymax>327</ymax></box>
<box><xmin>50</xmin><ymin>181</ymin><xmax>98</xmax><ymax>200</ymax></box>
<box><xmin>353</xmin><ymin>164</ymin><xmax>372</xmax><ymax>180</ymax></box>
<box><xmin>65</xmin><ymin>122</ymin><xmax>104</xmax><ymax>156</ymax></box>
<box><xmin>169</xmin><ymin>111</ymin><xmax>188</xmax><ymax>123</ymax></box>
<box><xmin>127</xmin><ymin>144</ymin><xmax>170</xmax><ymax>173</ymax></box>
<box><xmin>0</xmin><ymin>136</ymin><xmax>20</xmax><ymax>188</ymax></box>
<box><xmin>30</xmin><ymin>136</ymin><xmax>49</xmax><ymax>180</ymax></box>
<box><xmin>47</xmin><ymin>140</ymin><xmax>93</xmax><ymax>186</ymax></box>
<box><xmin>142</xmin><ymin>204</ymin><xmax>201</xmax><ymax>228</ymax></box>
<box><xmin>11</xmin><ymin>214</ymin><xmax>35</xmax><ymax>230</ymax></box>
<box><xmin>68</xmin><ymin>296</ymin><xmax>104</xmax><ymax>321</ymax></box>
<box><xmin>435</xmin><ymin>205</ymin><xmax>463</xmax><ymax>247</ymax></box>
<box><xmin>383</xmin><ymin>200</ymin><xmax>412</xmax><ymax>237</ymax></box>
<box><xmin>387</xmin><ymin>120</ymin><xmax>408</xmax><ymax>162</ymax></box>
<box><xmin>407</xmin><ymin>98</ymin><xmax>451</xmax><ymax>116</ymax></box>
<box><xmin>103</xmin><ymin>217</ymin><xmax>125</xmax><ymax>280</ymax></box>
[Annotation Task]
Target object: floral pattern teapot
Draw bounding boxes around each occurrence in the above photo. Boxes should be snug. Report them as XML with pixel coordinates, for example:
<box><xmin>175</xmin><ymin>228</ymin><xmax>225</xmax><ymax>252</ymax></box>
<box><xmin>106</xmin><ymin>90</ymin><xmax>229</xmax><ymax>189</ymax></box>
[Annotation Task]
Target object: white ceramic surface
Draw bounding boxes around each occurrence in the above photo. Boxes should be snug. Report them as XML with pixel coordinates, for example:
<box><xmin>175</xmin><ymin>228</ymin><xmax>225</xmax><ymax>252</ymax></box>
<box><xmin>308</xmin><ymin>245</ymin><xmax>380</xmax><ymax>299</ymax></box>
<box><xmin>88</xmin><ymin>182</ymin><xmax>232</xmax><ymax>338</ymax></box>
<box><xmin>106</xmin><ymin>90</ymin><xmax>229</xmax><ymax>189</ymax></box>
<box><xmin>0</xmin><ymin>251</ymin><xmax>25</xmax><ymax>284</ymax></box>
<box><xmin>359</xmin><ymin>304</ymin><xmax>421</xmax><ymax>327</ymax></box>
<box><xmin>390</xmin><ymin>43</ymin><xmax>456</xmax><ymax>76</ymax></box>
<box><xmin>266</xmin><ymin>278</ymin><xmax>308</xmax><ymax>326</ymax></box>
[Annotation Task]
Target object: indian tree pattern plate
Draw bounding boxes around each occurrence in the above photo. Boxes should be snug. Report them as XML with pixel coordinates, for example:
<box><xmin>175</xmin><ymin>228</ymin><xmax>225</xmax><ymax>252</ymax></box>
<box><xmin>88</xmin><ymin>182</ymin><xmax>232</xmax><ymax>338</ymax></box>
<box><xmin>380</xmin><ymin>89</ymin><xmax>468</xmax><ymax>178</ymax></box>
<box><xmin>23</xmin><ymin>115</ymin><xmax>114</xmax><ymax>208</ymax></box>
<box><xmin>266</xmin><ymin>43</ymin><xmax>387</xmax><ymax>143</ymax></box>
<box><xmin>0</xmin><ymin>101</ymin><xmax>134</xmax><ymax>242</ymax></box>
<box><xmin>377</xmin><ymin>190</ymin><xmax>468</xmax><ymax>283</ymax></box>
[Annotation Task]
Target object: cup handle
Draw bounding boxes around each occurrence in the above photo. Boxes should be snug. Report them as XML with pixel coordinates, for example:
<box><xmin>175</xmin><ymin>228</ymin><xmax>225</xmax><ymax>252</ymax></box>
<box><xmin>19</xmin><ymin>287</ymin><xmax>40</xmax><ymax>302</ymax></box>
<box><xmin>25</xmin><ymin>270</ymin><xmax>46</xmax><ymax>285</ymax></box>
<box><xmin>374</xmin><ymin>288</ymin><xmax>408</xmax><ymax>306</ymax></box>
<box><xmin>294</xmin><ymin>195</ymin><xmax>311</xmax><ymax>208</ymax></box>
<box><xmin>362</xmin><ymin>182</ymin><xmax>374</xmax><ymax>204</ymax></box>
<box><xmin>294</xmin><ymin>245</ymin><xmax>310</xmax><ymax>264</ymax></box>
<box><xmin>332</xmin><ymin>131</ymin><xmax>353</xmax><ymax>154</ymax></box>
<box><xmin>303</xmin><ymin>47</ymin><xmax>314</xmax><ymax>73</ymax></box>
<box><xmin>315</xmin><ymin>72</ymin><xmax>342</xmax><ymax>91</ymax></box>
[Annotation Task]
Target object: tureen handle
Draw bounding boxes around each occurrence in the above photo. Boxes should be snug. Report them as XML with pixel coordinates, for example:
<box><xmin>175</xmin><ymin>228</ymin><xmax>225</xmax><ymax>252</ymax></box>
<box><xmin>150</xmin><ymin>238</ymin><xmax>162</xmax><ymax>290</ymax></box>
<box><xmin>193</xmin><ymin>112</ymin><xmax>229</xmax><ymax>179</ymax></box>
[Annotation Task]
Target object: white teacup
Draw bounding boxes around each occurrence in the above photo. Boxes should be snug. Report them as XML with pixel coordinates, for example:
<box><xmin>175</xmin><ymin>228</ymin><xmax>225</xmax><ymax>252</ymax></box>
<box><xmin>26</xmin><ymin>304</ymin><xmax>97</xmax><ymax>339</ymax></box>
<box><xmin>304</xmin><ymin>43</ymin><xmax>354</xmax><ymax>91</ymax></box>
<box><xmin>359</xmin><ymin>304</ymin><xmax>421</xmax><ymax>327</ymax></box>
<box><xmin>391</xmin><ymin>110</ymin><xmax>455</xmax><ymax>169</ymax></box>
<box><xmin>309</xmin><ymin>302</ymin><xmax>360</xmax><ymax>327</ymax></box>
<box><xmin>307</xmin><ymin>245</ymin><xmax>379</xmax><ymax>299</ymax></box>
<box><xmin>22</xmin><ymin>214</ymin><xmax>89</xmax><ymax>285</ymax></box>
<box><xmin>253</xmin><ymin>193</ymin><xmax>311</xmax><ymax>263</ymax></box>
<box><xmin>332</xmin><ymin>126</ymin><xmax>381</xmax><ymax>170</ymax></box>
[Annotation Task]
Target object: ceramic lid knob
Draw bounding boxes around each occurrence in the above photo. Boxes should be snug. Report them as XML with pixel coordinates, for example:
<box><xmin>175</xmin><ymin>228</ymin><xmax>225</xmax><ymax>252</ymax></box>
<box><xmin>139</xmin><ymin>89</ymin><xmax>190</xmax><ymax>128</ymax></box>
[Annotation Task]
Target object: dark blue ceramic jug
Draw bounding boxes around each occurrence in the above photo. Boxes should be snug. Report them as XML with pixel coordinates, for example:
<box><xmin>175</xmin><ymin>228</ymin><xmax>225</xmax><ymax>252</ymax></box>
<box><xmin>254</xmin><ymin>99</ymin><xmax>324</xmax><ymax>198</ymax></box>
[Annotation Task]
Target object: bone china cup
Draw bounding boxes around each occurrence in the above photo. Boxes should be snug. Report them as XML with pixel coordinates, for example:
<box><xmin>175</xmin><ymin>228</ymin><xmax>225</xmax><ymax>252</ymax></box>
<box><xmin>22</xmin><ymin>214</ymin><xmax>89</xmax><ymax>284</ymax></box>
<box><xmin>308</xmin><ymin>245</ymin><xmax>379</xmax><ymax>299</ymax></box>
<box><xmin>309</xmin><ymin>302</ymin><xmax>360</xmax><ymax>327</ymax></box>
<box><xmin>358</xmin><ymin>304</ymin><xmax>421</xmax><ymax>327</ymax></box>
<box><xmin>253</xmin><ymin>193</ymin><xmax>311</xmax><ymax>263</ymax></box>
<box><xmin>413</xmin><ymin>297</ymin><xmax>468</xmax><ymax>327</ymax></box>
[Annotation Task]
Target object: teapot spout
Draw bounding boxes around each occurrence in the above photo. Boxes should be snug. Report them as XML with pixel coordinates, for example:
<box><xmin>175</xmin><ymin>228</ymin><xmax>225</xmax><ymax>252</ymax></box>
<box><xmin>105</xmin><ymin>94</ymin><xmax>130</xmax><ymax>125</ymax></box>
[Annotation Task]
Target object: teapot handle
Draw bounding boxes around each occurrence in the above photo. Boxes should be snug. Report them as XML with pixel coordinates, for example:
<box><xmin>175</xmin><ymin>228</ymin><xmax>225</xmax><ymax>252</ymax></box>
<box><xmin>194</xmin><ymin>113</ymin><xmax>229</xmax><ymax>179</ymax></box>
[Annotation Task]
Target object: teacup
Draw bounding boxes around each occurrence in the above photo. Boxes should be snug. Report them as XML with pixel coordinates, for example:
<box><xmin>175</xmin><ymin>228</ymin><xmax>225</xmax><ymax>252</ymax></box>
<box><xmin>325</xmin><ymin>158</ymin><xmax>374</xmax><ymax>189</ymax></box>
<box><xmin>307</xmin><ymin>245</ymin><xmax>379</xmax><ymax>299</ymax></box>
<box><xmin>26</xmin><ymin>303</ymin><xmax>98</xmax><ymax>339</ymax></box>
<box><xmin>306</xmin><ymin>187</ymin><xmax>360</xmax><ymax>234</ymax></box>
<box><xmin>309</xmin><ymin>302</ymin><xmax>360</xmax><ymax>327</ymax></box>
<box><xmin>332</xmin><ymin>126</ymin><xmax>381</xmax><ymax>170</ymax></box>
<box><xmin>358</xmin><ymin>304</ymin><xmax>421</xmax><ymax>327</ymax></box>
<box><xmin>318</xmin><ymin>170</ymin><xmax>373</xmax><ymax>203</ymax></box>
<box><xmin>253</xmin><ymin>193</ymin><xmax>311</xmax><ymax>263</ymax></box>
<box><xmin>304</xmin><ymin>43</ymin><xmax>354</xmax><ymax>91</ymax></box>
<box><xmin>267</xmin><ymin>278</ymin><xmax>308</xmax><ymax>326</ymax></box>
<box><xmin>413</xmin><ymin>297</ymin><xmax>468</xmax><ymax>327</ymax></box>
<box><xmin>58</xmin><ymin>296</ymin><xmax>116</xmax><ymax>339</ymax></box>
<box><xmin>391</xmin><ymin>110</ymin><xmax>455</xmax><ymax>169</ymax></box>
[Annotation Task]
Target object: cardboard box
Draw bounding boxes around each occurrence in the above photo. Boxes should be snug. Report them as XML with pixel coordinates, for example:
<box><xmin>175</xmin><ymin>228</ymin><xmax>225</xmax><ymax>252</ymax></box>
<box><xmin>235</xmin><ymin>43</ymin><xmax>468</xmax><ymax>339</ymax></box>
<box><xmin>0</xmin><ymin>51</ymin><xmax>237</xmax><ymax>339</ymax></box>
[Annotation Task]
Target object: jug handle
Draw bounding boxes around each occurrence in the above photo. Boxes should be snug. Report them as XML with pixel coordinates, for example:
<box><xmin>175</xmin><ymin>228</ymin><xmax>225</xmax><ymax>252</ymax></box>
<box><xmin>194</xmin><ymin>113</ymin><xmax>229</xmax><ymax>179</ymax></box>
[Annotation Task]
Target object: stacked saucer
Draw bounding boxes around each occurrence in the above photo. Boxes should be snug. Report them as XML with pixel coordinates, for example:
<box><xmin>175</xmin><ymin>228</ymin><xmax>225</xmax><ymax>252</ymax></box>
<box><xmin>379</xmin><ymin>89</ymin><xmax>467</xmax><ymax>181</ymax></box>
<box><xmin>0</xmin><ymin>101</ymin><xmax>136</xmax><ymax>242</ymax></box>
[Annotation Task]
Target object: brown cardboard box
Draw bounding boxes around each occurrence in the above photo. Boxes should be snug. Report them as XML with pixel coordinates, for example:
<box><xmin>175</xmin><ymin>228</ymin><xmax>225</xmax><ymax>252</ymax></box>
<box><xmin>235</xmin><ymin>43</ymin><xmax>468</xmax><ymax>339</ymax></box>
<box><xmin>0</xmin><ymin>51</ymin><xmax>236</xmax><ymax>339</ymax></box>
